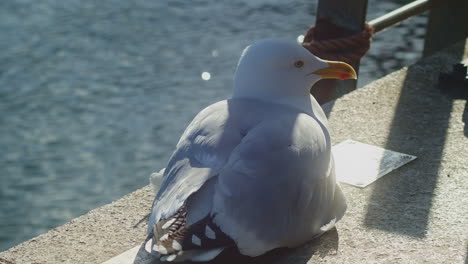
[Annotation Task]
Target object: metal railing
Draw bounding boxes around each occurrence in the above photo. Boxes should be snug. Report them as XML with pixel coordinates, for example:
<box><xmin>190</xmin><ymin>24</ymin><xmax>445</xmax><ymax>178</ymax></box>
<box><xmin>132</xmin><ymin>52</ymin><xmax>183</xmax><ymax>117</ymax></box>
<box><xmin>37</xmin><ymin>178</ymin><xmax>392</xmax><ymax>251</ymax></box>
<box><xmin>309</xmin><ymin>0</ymin><xmax>468</xmax><ymax>103</ymax></box>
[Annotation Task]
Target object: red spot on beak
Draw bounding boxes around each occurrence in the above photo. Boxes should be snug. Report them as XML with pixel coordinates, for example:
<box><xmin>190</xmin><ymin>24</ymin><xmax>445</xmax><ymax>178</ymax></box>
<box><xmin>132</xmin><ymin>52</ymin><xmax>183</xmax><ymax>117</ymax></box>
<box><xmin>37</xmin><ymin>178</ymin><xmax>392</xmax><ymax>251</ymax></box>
<box><xmin>339</xmin><ymin>73</ymin><xmax>348</xmax><ymax>80</ymax></box>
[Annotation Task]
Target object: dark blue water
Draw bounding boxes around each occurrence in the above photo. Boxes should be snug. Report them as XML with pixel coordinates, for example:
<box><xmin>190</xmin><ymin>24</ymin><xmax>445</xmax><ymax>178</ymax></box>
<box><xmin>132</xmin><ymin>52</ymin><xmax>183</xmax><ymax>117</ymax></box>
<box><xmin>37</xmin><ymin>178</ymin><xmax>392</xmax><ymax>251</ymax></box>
<box><xmin>0</xmin><ymin>0</ymin><xmax>427</xmax><ymax>251</ymax></box>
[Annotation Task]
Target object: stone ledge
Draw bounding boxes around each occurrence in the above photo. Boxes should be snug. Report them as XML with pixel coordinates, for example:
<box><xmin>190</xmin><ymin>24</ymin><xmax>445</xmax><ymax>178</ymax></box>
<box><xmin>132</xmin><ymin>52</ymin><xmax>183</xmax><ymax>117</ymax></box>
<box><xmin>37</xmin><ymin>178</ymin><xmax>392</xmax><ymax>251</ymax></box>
<box><xmin>1</xmin><ymin>40</ymin><xmax>467</xmax><ymax>264</ymax></box>
<box><xmin>0</xmin><ymin>186</ymin><xmax>154</xmax><ymax>264</ymax></box>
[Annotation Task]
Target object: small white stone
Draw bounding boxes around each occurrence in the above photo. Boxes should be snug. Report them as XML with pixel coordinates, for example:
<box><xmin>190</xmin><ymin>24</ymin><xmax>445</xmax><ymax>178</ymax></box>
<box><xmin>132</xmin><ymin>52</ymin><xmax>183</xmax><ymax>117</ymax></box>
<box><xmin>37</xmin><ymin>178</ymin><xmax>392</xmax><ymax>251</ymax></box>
<box><xmin>205</xmin><ymin>226</ymin><xmax>216</xmax><ymax>239</ymax></box>
<box><xmin>192</xmin><ymin>235</ymin><xmax>202</xmax><ymax>246</ymax></box>
<box><xmin>160</xmin><ymin>234</ymin><xmax>169</xmax><ymax>241</ymax></box>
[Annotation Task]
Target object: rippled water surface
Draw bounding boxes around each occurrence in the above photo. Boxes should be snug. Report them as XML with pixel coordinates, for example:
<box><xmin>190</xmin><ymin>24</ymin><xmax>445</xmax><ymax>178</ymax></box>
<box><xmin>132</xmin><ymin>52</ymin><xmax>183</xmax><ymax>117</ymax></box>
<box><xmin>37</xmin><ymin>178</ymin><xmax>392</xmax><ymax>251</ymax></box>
<box><xmin>0</xmin><ymin>0</ymin><xmax>427</xmax><ymax>250</ymax></box>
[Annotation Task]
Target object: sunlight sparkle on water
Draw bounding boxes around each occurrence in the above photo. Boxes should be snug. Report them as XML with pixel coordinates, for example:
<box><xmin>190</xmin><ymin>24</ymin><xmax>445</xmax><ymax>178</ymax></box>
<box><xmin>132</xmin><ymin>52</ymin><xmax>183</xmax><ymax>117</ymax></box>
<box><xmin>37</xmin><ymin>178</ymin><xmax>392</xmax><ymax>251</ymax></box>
<box><xmin>297</xmin><ymin>35</ymin><xmax>304</xmax><ymax>43</ymax></box>
<box><xmin>201</xmin><ymin>72</ymin><xmax>211</xmax><ymax>81</ymax></box>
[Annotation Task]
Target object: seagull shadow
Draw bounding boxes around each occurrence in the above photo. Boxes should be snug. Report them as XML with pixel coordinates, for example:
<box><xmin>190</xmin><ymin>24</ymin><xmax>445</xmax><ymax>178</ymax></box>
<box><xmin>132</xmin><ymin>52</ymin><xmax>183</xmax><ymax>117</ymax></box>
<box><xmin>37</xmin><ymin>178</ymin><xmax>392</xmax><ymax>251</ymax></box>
<box><xmin>133</xmin><ymin>244</ymin><xmax>157</xmax><ymax>264</ymax></box>
<box><xmin>133</xmin><ymin>228</ymin><xmax>339</xmax><ymax>264</ymax></box>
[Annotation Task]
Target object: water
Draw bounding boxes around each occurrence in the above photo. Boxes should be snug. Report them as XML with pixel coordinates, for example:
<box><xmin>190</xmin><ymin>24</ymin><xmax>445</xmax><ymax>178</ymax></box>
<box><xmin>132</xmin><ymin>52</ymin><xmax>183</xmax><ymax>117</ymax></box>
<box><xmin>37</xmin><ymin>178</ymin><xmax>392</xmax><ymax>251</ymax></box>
<box><xmin>0</xmin><ymin>0</ymin><xmax>427</xmax><ymax>251</ymax></box>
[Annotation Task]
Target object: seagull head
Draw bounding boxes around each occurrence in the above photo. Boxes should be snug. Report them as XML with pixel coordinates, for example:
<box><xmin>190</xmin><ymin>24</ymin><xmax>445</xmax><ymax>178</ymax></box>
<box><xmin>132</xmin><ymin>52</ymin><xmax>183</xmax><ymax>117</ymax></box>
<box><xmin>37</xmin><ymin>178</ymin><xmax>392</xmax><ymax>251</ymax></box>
<box><xmin>232</xmin><ymin>39</ymin><xmax>356</xmax><ymax>100</ymax></box>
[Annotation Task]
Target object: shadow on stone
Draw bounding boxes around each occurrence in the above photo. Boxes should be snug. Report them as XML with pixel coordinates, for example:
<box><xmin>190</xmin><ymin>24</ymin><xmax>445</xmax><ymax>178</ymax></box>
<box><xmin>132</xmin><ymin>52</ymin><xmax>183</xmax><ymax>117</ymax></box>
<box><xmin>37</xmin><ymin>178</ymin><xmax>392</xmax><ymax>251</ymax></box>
<box><xmin>465</xmin><ymin>244</ymin><xmax>468</xmax><ymax>264</ymax></box>
<box><xmin>133</xmin><ymin>244</ymin><xmax>157</xmax><ymax>264</ymax></box>
<box><xmin>207</xmin><ymin>227</ymin><xmax>338</xmax><ymax>264</ymax></box>
<box><xmin>364</xmin><ymin>42</ymin><xmax>466</xmax><ymax>237</ymax></box>
<box><xmin>134</xmin><ymin>228</ymin><xmax>339</xmax><ymax>264</ymax></box>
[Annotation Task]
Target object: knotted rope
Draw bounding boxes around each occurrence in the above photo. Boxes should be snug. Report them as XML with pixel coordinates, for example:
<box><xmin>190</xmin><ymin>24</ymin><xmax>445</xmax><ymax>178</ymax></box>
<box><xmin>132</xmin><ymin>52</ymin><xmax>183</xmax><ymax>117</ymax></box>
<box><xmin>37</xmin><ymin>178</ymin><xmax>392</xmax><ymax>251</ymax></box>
<box><xmin>301</xmin><ymin>18</ymin><xmax>375</xmax><ymax>65</ymax></box>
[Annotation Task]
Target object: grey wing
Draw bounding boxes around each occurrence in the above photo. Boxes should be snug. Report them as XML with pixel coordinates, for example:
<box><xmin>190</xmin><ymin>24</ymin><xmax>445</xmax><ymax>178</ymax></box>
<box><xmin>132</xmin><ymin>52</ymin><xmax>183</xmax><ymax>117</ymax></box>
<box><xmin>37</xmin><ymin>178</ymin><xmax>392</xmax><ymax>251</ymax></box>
<box><xmin>147</xmin><ymin>101</ymin><xmax>243</xmax><ymax>234</ymax></box>
<box><xmin>211</xmin><ymin>113</ymin><xmax>347</xmax><ymax>257</ymax></box>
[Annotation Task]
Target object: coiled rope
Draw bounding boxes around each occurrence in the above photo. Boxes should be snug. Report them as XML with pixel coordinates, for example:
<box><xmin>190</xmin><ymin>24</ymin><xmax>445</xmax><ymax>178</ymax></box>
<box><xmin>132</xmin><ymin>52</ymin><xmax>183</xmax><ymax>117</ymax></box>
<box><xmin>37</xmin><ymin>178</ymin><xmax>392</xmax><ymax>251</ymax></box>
<box><xmin>301</xmin><ymin>18</ymin><xmax>375</xmax><ymax>65</ymax></box>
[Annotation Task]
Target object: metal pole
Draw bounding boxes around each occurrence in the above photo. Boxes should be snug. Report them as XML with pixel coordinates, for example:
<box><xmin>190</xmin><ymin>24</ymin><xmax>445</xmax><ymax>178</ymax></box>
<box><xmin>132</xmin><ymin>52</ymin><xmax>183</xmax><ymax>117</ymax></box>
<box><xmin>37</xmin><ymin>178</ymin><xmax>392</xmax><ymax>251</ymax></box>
<box><xmin>311</xmin><ymin>0</ymin><xmax>369</xmax><ymax>104</ymax></box>
<box><xmin>369</xmin><ymin>0</ymin><xmax>441</xmax><ymax>33</ymax></box>
<box><xmin>423</xmin><ymin>0</ymin><xmax>468</xmax><ymax>56</ymax></box>
<box><xmin>309</xmin><ymin>0</ymin><xmax>455</xmax><ymax>103</ymax></box>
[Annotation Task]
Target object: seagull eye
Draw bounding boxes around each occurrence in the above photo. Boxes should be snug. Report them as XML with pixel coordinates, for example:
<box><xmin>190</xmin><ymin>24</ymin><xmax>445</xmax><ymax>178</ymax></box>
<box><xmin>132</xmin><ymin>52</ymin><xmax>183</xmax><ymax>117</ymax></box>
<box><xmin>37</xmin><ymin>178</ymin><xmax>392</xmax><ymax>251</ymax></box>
<box><xmin>294</xmin><ymin>60</ymin><xmax>304</xmax><ymax>68</ymax></box>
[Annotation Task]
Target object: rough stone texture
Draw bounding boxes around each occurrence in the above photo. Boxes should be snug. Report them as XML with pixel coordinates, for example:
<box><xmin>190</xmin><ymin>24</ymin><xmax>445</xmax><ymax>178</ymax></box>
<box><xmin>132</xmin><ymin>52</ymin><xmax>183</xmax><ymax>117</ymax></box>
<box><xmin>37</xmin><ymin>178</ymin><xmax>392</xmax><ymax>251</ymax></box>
<box><xmin>1</xmin><ymin>40</ymin><xmax>467</xmax><ymax>264</ymax></box>
<box><xmin>0</xmin><ymin>186</ymin><xmax>154</xmax><ymax>264</ymax></box>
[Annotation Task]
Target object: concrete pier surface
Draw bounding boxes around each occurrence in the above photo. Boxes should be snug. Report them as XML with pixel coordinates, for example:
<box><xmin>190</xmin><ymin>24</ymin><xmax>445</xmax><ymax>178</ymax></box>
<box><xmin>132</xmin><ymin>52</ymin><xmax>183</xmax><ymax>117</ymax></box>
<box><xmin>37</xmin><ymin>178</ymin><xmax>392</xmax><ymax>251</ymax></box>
<box><xmin>1</xmin><ymin>40</ymin><xmax>467</xmax><ymax>264</ymax></box>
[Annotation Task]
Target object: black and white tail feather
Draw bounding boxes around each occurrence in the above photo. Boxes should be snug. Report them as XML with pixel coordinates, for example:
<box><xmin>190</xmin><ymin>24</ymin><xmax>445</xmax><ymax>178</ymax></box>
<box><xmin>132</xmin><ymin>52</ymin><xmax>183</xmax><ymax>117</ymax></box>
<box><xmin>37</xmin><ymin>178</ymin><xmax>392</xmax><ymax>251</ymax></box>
<box><xmin>148</xmin><ymin>203</ymin><xmax>234</xmax><ymax>262</ymax></box>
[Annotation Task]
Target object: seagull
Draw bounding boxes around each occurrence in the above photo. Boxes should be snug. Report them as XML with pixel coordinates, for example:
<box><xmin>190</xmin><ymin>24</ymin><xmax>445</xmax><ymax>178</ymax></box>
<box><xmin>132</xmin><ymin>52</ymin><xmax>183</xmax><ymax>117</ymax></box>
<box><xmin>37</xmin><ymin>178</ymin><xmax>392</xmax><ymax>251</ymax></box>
<box><xmin>146</xmin><ymin>39</ymin><xmax>355</xmax><ymax>262</ymax></box>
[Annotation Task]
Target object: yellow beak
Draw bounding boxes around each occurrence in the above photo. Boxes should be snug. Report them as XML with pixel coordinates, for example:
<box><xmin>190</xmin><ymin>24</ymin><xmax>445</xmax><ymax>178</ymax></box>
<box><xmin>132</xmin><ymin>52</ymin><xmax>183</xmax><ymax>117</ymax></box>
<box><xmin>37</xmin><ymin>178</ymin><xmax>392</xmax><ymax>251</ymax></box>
<box><xmin>311</xmin><ymin>61</ymin><xmax>357</xmax><ymax>80</ymax></box>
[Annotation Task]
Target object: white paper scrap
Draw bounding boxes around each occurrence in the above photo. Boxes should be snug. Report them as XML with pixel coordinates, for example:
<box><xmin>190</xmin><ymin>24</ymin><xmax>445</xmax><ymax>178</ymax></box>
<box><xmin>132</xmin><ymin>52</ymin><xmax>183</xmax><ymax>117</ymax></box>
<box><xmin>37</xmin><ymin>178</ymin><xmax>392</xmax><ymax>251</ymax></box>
<box><xmin>332</xmin><ymin>139</ymin><xmax>417</xmax><ymax>188</ymax></box>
